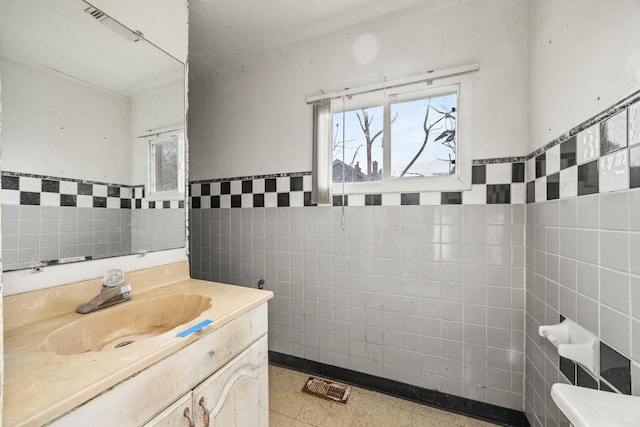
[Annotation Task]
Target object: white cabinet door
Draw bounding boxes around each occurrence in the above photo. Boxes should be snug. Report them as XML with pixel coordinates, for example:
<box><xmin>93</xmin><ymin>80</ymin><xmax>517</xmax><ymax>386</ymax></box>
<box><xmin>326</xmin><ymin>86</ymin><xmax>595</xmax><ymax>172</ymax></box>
<box><xmin>193</xmin><ymin>335</ymin><xmax>268</xmax><ymax>427</ymax></box>
<box><xmin>144</xmin><ymin>392</ymin><xmax>193</xmax><ymax>427</ymax></box>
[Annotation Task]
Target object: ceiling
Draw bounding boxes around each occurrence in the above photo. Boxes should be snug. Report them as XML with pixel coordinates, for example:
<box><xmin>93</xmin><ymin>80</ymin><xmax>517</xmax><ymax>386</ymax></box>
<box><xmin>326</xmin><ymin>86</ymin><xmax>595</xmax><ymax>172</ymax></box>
<box><xmin>189</xmin><ymin>0</ymin><xmax>455</xmax><ymax>74</ymax></box>
<box><xmin>0</xmin><ymin>0</ymin><xmax>183</xmax><ymax>96</ymax></box>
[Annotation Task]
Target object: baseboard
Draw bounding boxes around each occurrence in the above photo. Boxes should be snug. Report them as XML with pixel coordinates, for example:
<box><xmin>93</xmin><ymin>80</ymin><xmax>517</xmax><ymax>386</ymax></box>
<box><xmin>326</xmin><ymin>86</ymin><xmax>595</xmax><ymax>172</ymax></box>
<box><xmin>269</xmin><ymin>351</ymin><xmax>530</xmax><ymax>427</ymax></box>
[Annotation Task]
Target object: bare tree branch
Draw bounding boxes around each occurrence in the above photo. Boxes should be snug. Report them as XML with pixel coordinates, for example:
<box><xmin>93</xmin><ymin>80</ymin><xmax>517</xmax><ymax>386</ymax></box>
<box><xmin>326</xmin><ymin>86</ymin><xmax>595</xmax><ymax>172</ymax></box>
<box><xmin>400</xmin><ymin>103</ymin><xmax>455</xmax><ymax>177</ymax></box>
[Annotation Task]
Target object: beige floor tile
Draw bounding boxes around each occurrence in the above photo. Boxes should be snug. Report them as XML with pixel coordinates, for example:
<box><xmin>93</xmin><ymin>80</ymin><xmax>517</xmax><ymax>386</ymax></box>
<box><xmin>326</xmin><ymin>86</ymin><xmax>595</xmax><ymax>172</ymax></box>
<box><xmin>269</xmin><ymin>366</ymin><xmax>498</xmax><ymax>427</ymax></box>
<box><xmin>351</xmin><ymin>397</ymin><xmax>413</xmax><ymax>427</ymax></box>
<box><xmin>270</xmin><ymin>411</ymin><xmax>296</xmax><ymax>427</ymax></box>
<box><xmin>269</xmin><ymin>369</ymin><xmax>311</xmax><ymax>418</ymax></box>
<box><xmin>295</xmin><ymin>392</ymin><xmax>361</xmax><ymax>427</ymax></box>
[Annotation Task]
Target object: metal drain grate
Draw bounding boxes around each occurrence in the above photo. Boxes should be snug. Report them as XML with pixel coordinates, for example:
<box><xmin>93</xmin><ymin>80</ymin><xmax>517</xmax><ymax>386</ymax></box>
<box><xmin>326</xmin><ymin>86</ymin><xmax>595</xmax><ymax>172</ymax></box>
<box><xmin>301</xmin><ymin>376</ymin><xmax>351</xmax><ymax>404</ymax></box>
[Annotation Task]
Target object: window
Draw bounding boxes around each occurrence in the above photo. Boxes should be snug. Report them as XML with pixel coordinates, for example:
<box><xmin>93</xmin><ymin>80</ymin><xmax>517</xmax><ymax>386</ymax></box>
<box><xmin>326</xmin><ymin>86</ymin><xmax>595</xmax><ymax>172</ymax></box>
<box><xmin>148</xmin><ymin>130</ymin><xmax>184</xmax><ymax>199</ymax></box>
<box><xmin>312</xmin><ymin>70</ymin><xmax>474</xmax><ymax>199</ymax></box>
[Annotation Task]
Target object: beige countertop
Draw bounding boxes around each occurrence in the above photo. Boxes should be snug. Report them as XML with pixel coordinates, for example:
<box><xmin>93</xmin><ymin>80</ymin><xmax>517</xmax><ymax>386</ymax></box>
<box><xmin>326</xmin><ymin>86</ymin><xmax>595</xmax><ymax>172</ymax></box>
<box><xmin>3</xmin><ymin>262</ymin><xmax>272</xmax><ymax>427</ymax></box>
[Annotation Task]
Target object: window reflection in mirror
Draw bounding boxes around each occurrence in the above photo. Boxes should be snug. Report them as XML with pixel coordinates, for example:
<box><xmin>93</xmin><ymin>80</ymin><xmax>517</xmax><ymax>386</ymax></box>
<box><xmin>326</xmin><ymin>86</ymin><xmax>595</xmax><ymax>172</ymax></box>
<box><xmin>0</xmin><ymin>0</ymin><xmax>186</xmax><ymax>271</ymax></box>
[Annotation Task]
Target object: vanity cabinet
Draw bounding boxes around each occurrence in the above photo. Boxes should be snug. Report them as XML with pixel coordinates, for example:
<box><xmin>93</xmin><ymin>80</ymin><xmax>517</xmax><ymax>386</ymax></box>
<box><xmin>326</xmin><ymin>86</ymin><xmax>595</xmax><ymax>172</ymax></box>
<box><xmin>145</xmin><ymin>393</ymin><xmax>192</xmax><ymax>426</ymax></box>
<box><xmin>144</xmin><ymin>336</ymin><xmax>268</xmax><ymax>427</ymax></box>
<box><xmin>45</xmin><ymin>303</ymin><xmax>269</xmax><ymax>427</ymax></box>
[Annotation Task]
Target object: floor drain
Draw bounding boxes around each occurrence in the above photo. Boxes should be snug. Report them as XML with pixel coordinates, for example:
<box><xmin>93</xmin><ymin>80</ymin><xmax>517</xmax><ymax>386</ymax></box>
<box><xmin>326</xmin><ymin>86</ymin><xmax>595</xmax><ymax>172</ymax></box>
<box><xmin>115</xmin><ymin>340</ymin><xmax>135</xmax><ymax>348</ymax></box>
<box><xmin>301</xmin><ymin>376</ymin><xmax>351</xmax><ymax>404</ymax></box>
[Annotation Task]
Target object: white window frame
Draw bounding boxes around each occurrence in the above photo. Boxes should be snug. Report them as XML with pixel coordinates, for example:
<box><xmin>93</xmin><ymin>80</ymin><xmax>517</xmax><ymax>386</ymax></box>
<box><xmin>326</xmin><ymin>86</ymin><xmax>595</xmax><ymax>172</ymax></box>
<box><xmin>147</xmin><ymin>129</ymin><xmax>185</xmax><ymax>201</ymax></box>
<box><xmin>327</xmin><ymin>74</ymin><xmax>472</xmax><ymax>194</ymax></box>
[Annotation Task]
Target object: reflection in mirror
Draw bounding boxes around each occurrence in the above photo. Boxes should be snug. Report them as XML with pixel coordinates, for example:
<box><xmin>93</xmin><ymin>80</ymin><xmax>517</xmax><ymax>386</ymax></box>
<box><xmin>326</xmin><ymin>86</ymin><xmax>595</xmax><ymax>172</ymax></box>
<box><xmin>0</xmin><ymin>0</ymin><xmax>186</xmax><ymax>271</ymax></box>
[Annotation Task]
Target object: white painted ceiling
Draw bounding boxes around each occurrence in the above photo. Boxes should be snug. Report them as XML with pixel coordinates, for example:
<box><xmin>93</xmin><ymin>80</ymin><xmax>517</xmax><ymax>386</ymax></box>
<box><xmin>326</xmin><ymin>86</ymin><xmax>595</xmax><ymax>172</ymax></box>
<box><xmin>0</xmin><ymin>0</ymin><xmax>183</xmax><ymax>96</ymax></box>
<box><xmin>189</xmin><ymin>0</ymin><xmax>451</xmax><ymax>74</ymax></box>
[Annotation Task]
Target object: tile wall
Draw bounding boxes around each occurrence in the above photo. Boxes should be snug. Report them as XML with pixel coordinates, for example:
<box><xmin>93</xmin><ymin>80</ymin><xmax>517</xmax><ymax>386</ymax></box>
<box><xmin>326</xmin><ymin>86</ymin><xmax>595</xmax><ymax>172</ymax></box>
<box><xmin>524</xmin><ymin>93</ymin><xmax>640</xmax><ymax>427</ymax></box>
<box><xmin>189</xmin><ymin>159</ymin><xmax>527</xmax><ymax>411</ymax></box>
<box><xmin>1</xmin><ymin>172</ymin><xmax>185</xmax><ymax>271</ymax></box>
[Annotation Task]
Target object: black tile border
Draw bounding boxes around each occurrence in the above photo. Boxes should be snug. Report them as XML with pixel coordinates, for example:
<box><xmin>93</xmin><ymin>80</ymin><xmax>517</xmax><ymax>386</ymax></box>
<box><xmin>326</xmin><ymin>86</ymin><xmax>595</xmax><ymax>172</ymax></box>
<box><xmin>1</xmin><ymin>170</ymin><xmax>138</xmax><ymax>188</ymax></box>
<box><xmin>525</xmin><ymin>88</ymin><xmax>640</xmax><ymax>160</ymax></box>
<box><xmin>472</xmin><ymin>157</ymin><xmax>526</xmax><ymax>165</ymax></box>
<box><xmin>269</xmin><ymin>351</ymin><xmax>530</xmax><ymax>427</ymax></box>
<box><xmin>190</xmin><ymin>170</ymin><xmax>311</xmax><ymax>185</ymax></box>
<box><xmin>2</xmin><ymin>172</ymin><xmax>183</xmax><ymax>210</ymax></box>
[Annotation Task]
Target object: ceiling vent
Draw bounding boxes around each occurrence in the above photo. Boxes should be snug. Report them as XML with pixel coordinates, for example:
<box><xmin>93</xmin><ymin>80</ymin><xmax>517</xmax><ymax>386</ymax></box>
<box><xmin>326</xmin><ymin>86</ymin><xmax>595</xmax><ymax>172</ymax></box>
<box><xmin>84</xmin><ymin>6</ymin><xmax>141</xmax><ymax>42</ymax></box>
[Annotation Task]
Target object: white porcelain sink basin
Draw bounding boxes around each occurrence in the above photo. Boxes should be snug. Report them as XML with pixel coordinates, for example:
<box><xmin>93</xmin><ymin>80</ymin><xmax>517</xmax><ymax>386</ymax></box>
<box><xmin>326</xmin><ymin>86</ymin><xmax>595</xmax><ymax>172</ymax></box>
<box><xmin>551</xmin><ymin>383</ymin><xmax>640</xmax><ymax>427</ymax></box>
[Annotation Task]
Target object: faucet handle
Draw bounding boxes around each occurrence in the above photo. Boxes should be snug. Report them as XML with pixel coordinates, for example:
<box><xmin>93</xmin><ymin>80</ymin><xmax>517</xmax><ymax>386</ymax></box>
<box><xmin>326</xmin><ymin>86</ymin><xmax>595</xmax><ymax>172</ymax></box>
<box><xmin>103</xmin><ymin>269</ymin><xmax>125</xmax><ymax>288</ymax></box>
<box><xmin>120</xmin><ymin>284</ymin><xmax>133</xmax><ymax>296</ymax></box>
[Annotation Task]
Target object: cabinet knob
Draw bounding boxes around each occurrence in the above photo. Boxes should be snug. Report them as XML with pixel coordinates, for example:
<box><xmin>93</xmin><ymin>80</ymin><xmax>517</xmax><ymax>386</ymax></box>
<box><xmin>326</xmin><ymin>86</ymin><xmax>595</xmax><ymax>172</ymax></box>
<box><xmin>198</xmin><ymin>397</ymin><xmax>211</xmax><ymax>427</ymax></box>
<box><xmin>183</xmin><ymin>407</ymin><xmax>195</xmax><ymax>427</ymax></box>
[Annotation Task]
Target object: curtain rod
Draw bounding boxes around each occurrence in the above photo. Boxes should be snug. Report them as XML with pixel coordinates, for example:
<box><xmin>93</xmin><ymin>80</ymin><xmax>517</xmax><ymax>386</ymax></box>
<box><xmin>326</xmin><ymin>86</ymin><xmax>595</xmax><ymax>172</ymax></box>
<box><xmin>305</xmin><ymin>62</ymin><xmax>480</xmax><ymax>105</ymax></box>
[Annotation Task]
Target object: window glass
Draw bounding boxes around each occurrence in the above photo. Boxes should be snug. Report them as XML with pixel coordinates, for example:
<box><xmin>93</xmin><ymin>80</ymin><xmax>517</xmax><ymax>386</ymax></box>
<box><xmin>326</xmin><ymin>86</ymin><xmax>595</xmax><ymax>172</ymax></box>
<box><xmin>390</xmin><ymin>93</ymin><xmax>457</xmax><ymax>178</ymax></box>
<box><xmin>148</xmin><ymin>131</ymin><xmax>184</xmax><ymax>198</ymax></box>
<box><xmin>332</xmin><ymin>106</ymin><xmax>384</xmax><ymax>183</ymax></box>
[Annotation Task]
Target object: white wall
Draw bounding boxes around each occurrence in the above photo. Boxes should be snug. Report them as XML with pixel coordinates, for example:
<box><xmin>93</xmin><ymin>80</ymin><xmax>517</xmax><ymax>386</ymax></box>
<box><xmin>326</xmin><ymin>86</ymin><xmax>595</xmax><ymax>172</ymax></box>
<box><xmin>528</xmin><ymin>0</ymin><xmax>640</xmax><ymax>152</ymax></box>
<box><xmin>1</xmin><ymin>58</ymin><xmax>132</xmax><ymax>184</ymax></box>
<box><xmin>189</xmin><ymin>0</ymin><xmax>527</xmax><ymax>181</ymax></box>
<box><xmin>87</xmin><ymin>0</ymin><xmax>188</xmax><ymax>63</ymax></box>
<box><xmin>130</xmin><ymin>80</ymin><xmax>185</xmax><ymax>186</ymax></box>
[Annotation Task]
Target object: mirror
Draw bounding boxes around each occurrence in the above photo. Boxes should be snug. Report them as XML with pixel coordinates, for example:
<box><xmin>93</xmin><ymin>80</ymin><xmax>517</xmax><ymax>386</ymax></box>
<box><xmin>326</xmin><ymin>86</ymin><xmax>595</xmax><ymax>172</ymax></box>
<box><xmin>0</xmin><ymin>0</ymin><xmax>186</xmax><ymax>271</ymax></box>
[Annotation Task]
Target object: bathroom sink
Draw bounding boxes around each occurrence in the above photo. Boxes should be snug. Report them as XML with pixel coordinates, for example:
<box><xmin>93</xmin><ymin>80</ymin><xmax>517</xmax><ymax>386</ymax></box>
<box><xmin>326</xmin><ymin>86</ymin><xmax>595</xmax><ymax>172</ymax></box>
<box><xmin>551</xmin><ymin>383</ymin><xmax>640</xmax><ymax>427</ymax></box>
<box><xmin>41</xmin><ymin>293</ymin><xmax>211</xmax><ymax>355</ymax></box>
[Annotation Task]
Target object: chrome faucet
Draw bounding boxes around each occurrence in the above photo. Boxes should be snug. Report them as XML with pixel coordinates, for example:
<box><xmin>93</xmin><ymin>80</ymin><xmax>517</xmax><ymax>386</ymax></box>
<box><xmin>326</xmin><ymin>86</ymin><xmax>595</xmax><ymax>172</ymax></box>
<box><xmin>76</xmin><ymin>269</ymin><xmax>133</xmax><ymax>314</ymax></box>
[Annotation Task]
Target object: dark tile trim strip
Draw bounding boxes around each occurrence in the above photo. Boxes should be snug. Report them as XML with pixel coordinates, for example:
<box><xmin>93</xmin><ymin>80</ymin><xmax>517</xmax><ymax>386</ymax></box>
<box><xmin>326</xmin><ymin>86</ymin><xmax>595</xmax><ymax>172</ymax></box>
<box><xmin>190</xmin><ymin>171</ymin><xmax>312</xmax><ymax>185</ymax></box>
<box><xmin>472</xmin><ymin>156</ymin><xmax>526</xmax><ymax>165</ymax></box>
<box><xmin>189</xmin><ymin>160</ymin><xmax>529</xmax><ymax>185</ymax></box>
<box><xmin>525</xmin><ymin>88</ymin><xmax>640</xmax><ymax>160</ymax></box>
<box><xmin>2</xmin><ymin>171</ymin><xmax>139</xmax><ymax>188</ymax></box>
<box><xmin>269</xmin><ymin>351</ymin><xmax>530</xmax><ymax>427</ymax></box>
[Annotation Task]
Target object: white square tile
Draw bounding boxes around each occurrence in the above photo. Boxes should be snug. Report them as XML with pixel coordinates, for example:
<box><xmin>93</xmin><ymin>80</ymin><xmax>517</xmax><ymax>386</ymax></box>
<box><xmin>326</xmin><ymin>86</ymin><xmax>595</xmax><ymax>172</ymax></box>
<box><xmin>577</xmin><ymin>124</ymin><xmax>600</xmax><ymax>164</ymax></box>
<box><xmin>201</xmin><ymin>196</ymin><xmax>211</xmax><ymax>209</ymax></box>
<box><xmin>632</xmin><ymin>361</ymin><xmax>640</xmax><ymax>396</ymax></box>
<box><xmin>2</xmin><ymin>189</ymin><xmax>20</xmax><ymax>205</ymax></box>
<box><xmin>599</xmin><ymin>150</ymin><xmax>629</xmax><ymax>193</ymax></box>
<box><xmin>253</xmin><ymin>179</ymin><xmax>265</xmax><ymax>194</ymax></box>
<box><xmin>142</xmin><ymin>200</ymin><xmax>149</xmax><ymax>209</ymax></box>
<box><xmin>77</xmin><ymin>195</ymin><xmax>93</xmax><ymax>208</ymax></box>
<box><xmin>220</xmin><ymin>194</ymin><xmax>231</xmax><ymax>208</ymax></box>
<box><xmin>486</xmin><ymin>163</ymin><xmax>512</xmax><ymax>184</ymax></box>
<box><xmin>630</xmin><ymin>102</ymin><xmax>640</xmax><ymax>147</ymax></box>
<box><xmin>19</xmin><ymin>176</ymin><xmax>41</xmax><ymax>192</ymax></box>
<box><xmin>526</xmin><ymin>158</ymin><xmax>536</xmax><ymax>182</ymax></box>
<box><xmin>265</xmin><ymin>193</ymin><xmax>277</xmax><ymax>208</ymax></box>
<box><xmin>349</xmin><ymin>194</ymin><xmax>365</xmax><ymax>206</ymax></box>
<box><xmin>230</xmin><ymin>180</ymin><xmax>242</xmax><ymax>194</ymax></box>
<box><xmin>135</xmin><ymin>187</ymin><xmax>145</xmax><ymax>198</ymax></box>
<box><xmin>276</xmin><ymin>177</ymin><xmax>289</xmax><ymax>192</ymax></box>
<box><xmin>290</xmin><ymin>192</ymin><xmax>304</xmax><ymax>207</ymax></box>
<box><xmin>463</xmin><ymin>184</ymin><xmax>486</xmax><ymax>205</ymax></box>
<box><xmin>546</xmin><ymin>144</ymin><xmax>561</xmax><ymax>175</ymax></box>
<box><xmin>59</xmin><ymin>180</ymin><xmax>78</xmax><ymax>194</ymax></box>
<box><xmin>419</xmin><ymin>192</ymin><xmax>441</xmax><ymax>205</ymax></box>
<box><xmin>120</xmin><ymin>187</ymin><xmax>132</xmax><ymax>198</ymax></box>
<box><xmin>170</xmin><ymin>200</ymin><xmax>179</xmax><ymax>209</ymax></box>
<box><xmin>241</xmin><ymin>193</ymin><xmax>253</xmax><ymax>207</ymax></box>
<box><xmin>382</xmin><ymin>193</ymin><xmax>400</xmax><ymax>206</ymax></box>
<box><xmin>93</xmin><ymin>185</ymin><xmax>108</xmax><ymax>197</ymax></box>
<box><xmin>106</xmin><ymin>197</ymin><xmax>120</xmax><ymax>209</ymax></box>
<box><xmin>510</xmin><ymin>183</ymin><xmax>525</xmax><ymax>204</ymax></box>
<box><xmin>559</xmin><ymin>165</ymin><xmax>578</xmax><ymax>199</ymax></box>
<box><xmin>535</xmin><ymin>177</ymin><xmax>547</xmax><ymax>202</ymax></box>
<box><xmin>211</xmin><ymin>182</ymin><xmax>221</xmax><ymax>196</ymax></box>
<box><xmin>191</xmin><ymin>183</ymin><xmax>201</xmax><ymax>197</ymax></box>
<box><xmin>303</xmin><ymin>175</ymin><xmax>312</xmax><ymax>191</ymax></box>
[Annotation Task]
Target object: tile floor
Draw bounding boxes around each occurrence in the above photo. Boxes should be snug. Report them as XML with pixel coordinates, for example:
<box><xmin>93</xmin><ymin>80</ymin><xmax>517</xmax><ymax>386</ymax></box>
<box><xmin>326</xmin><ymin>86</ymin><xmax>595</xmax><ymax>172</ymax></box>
<box><xmin>269</xmin><ymin>365</ymin><xmax>498</xmax><ymax>427</ymax></box>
